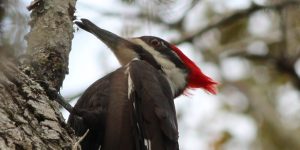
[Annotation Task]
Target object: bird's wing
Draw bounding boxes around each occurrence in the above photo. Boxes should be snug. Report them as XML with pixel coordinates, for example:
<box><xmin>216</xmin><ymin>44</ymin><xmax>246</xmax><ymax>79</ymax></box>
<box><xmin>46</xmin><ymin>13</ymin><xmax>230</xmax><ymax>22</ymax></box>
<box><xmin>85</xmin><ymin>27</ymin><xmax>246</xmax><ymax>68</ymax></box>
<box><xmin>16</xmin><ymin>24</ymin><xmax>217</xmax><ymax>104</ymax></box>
<box><xmin>67</xmin><ymin>70</ymin><xmax>119</xmax><ymax>150</ymax></box>
<box><xmin>128</xmin><ymin>60</ymin><xmax>179</xmax><ymax>149</ymax></box>
<box><xmin>68</xmin><ymin>71</ymin><xmax>111</xmax><ymax>131</ymax></box>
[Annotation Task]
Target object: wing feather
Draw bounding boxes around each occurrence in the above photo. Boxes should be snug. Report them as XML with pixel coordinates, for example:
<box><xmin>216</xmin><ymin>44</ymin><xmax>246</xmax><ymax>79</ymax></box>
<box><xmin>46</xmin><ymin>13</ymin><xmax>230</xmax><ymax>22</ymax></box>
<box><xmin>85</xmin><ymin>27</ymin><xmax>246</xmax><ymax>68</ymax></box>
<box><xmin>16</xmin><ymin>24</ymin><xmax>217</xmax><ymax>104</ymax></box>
<box><xmin>129</xmin><ymin>60</ymin><xmax>179</xmax><ymax>148</ymax></box>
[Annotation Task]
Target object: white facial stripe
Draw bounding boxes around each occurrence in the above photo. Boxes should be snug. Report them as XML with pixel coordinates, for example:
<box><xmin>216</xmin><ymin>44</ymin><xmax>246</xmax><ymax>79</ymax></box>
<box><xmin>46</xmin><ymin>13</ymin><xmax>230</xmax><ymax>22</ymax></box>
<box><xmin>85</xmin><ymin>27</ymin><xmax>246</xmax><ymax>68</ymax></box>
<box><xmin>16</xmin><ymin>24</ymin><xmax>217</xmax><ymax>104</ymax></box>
<box><xmin>131</xmin><ymin>39</ymin><xmax>176</xmax><ymax>69</ymax></box>
<box><xmin>131</xmin><ymin>38</ymin><xmax>188</xmax><ymax>96</ymax></box>
<box><xmin>131</xmin><ymin>39</ymin><xmax>161</xmax><ymax>56</ymax></box>
<box><xmin>164</xmin><ymin>68</ymin><xmax>187</xmax><ymax>95</ymax></box>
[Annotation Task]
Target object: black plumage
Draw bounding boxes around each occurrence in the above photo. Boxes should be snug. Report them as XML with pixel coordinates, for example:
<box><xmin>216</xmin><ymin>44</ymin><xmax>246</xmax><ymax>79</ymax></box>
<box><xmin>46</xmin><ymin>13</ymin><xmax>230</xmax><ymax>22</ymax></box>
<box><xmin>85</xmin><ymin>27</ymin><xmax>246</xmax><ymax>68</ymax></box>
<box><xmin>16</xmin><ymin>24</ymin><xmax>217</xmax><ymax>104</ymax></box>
<box><xmin>68</xmin><ymin>60</ymin><xmax>179</xmax><ymax>150</ymax></box>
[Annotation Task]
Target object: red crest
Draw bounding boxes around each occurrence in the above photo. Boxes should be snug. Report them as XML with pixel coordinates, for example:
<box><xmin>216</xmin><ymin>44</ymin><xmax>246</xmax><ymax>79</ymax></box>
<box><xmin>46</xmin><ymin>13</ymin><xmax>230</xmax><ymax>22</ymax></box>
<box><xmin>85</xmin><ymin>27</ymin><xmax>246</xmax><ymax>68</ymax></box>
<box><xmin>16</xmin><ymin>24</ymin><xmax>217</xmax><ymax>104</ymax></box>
<box><xmin>170</xmin><ymin>45</ymin><xmax>218</xmax><ymax>94</ymax></box>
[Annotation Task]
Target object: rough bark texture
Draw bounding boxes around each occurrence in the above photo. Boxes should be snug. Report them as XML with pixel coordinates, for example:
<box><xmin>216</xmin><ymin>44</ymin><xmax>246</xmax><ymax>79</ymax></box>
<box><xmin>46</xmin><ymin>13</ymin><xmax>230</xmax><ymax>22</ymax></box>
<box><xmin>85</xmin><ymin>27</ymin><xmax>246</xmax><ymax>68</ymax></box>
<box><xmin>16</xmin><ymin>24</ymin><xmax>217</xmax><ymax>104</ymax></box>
<box><xmin>0</xmin><ymin>0</ymin><xmax>77</xmax><ymax>149</ymax></box>
<box><xmin>24</xmin><ymin>0</ymin><xmax>76</xmax><ymax>90</ymax></box>
<box><xmin>0</xmin><ymin>59</ymin><xmax>75</xmax><ymax>149</ymax></box>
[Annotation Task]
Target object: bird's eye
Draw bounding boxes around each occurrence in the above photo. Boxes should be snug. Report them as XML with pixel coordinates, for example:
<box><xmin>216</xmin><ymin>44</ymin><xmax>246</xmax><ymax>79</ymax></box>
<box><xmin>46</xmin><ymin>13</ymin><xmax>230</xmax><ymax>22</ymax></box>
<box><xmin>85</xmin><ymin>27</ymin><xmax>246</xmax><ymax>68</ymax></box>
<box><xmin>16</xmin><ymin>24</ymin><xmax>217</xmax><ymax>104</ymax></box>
<box><xmin>150</xmin><ymin>39</ymin><xmax>160</xmax><ymax>47</ymax></box>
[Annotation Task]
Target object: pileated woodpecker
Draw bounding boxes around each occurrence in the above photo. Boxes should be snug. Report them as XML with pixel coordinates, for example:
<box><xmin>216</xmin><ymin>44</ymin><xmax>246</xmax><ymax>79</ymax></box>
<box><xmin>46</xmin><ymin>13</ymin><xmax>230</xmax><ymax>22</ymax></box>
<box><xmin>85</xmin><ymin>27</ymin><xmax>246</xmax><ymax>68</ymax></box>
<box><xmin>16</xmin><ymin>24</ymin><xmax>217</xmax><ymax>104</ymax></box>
<box><xmin>68</xmin><ymin>19</ymin><xmax>217</xmax><ymax>150</ymax></box>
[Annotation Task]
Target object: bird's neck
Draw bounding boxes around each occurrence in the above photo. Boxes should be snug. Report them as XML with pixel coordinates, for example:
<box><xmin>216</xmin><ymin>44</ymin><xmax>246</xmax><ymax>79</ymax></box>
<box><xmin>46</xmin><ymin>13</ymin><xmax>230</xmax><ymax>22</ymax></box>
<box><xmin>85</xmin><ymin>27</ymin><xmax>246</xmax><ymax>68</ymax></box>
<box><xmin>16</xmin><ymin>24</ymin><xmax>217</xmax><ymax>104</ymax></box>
<box><xmin>162</xmin><ymin>67</ymin><xmax>188</xmax><ymax>97</ymax></box>
<box><xmin>142</xmin><ymin>46</ymin><xmax>188</xmax><ymax>97</ymax></box>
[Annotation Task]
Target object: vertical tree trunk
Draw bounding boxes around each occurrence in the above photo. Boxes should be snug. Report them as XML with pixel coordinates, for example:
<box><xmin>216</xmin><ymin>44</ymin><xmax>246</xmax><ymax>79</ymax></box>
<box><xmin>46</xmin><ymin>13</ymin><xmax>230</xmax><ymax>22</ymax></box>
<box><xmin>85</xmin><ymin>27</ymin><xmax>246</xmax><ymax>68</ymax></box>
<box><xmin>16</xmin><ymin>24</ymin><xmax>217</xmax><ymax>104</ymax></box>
<box><xmin>0</xmin><ymin>0</ymin><xmax>77</xmax><ymax>149</ymax></box>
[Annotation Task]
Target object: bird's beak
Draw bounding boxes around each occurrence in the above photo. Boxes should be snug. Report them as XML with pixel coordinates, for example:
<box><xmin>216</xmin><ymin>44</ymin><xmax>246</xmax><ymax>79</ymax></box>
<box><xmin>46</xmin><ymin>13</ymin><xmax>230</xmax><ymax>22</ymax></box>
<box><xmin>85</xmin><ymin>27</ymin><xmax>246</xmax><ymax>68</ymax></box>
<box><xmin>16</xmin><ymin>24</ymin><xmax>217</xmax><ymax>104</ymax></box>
<box><xmin>75</xmin><ymin>19</ymin><xmax>138</xmax><ymax>65</ymax></box>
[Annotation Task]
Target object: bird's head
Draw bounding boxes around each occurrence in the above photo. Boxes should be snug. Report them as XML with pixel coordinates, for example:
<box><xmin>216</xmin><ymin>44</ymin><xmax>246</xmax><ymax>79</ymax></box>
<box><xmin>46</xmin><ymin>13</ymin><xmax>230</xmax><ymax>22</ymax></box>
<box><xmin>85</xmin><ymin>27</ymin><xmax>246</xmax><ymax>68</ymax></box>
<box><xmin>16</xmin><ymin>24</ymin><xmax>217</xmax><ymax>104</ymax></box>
<box><xmin>76</xmin><ymin>19</ymin><xmax>217</xmax><ymax>97</ymax></box>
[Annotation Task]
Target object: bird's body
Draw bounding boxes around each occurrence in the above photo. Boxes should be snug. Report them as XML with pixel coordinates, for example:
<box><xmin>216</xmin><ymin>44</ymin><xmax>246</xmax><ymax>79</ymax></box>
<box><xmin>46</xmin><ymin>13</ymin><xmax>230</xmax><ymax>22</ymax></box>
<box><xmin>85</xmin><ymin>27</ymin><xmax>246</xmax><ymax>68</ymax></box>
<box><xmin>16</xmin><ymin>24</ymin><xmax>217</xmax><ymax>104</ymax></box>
<box><xmin>68</xmin><ymin>60</ymin><xmax>178</xmax><ymax>150</ymax></box>
<box><xmin>68</xmin><ymin>19</ymin><xmax>217</xmax><ymax>150</ymax></box>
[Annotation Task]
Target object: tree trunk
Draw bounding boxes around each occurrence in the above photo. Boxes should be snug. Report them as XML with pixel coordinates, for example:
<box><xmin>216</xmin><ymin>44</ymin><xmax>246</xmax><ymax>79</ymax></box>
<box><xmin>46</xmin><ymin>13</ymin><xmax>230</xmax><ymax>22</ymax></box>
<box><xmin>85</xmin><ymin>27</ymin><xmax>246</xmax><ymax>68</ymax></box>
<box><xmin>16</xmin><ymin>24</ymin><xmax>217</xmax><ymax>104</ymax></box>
<box><xmin>0</xmin><ymin>0</ymin><xmax>77</xmax><ymax>149</ymax></box>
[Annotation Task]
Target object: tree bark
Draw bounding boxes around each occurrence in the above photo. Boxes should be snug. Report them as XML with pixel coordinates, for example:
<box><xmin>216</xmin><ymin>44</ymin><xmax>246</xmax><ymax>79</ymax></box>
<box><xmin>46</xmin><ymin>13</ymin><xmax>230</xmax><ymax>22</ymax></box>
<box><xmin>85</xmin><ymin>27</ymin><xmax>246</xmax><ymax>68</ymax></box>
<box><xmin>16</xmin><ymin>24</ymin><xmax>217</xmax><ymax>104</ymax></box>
<box><xmin>0</xmin><ymin>0</ymin><xmax>77</xmax><ymax>149</ymax></box>
<box><xmin>24</xmin><ymin>0</ymin><xmax>76</xmax><ymax>90</ymax></box>
<box><xmin>0</xmin><ymin>58</ymin><xmax>75</xmax><ymax>149</ymax></box>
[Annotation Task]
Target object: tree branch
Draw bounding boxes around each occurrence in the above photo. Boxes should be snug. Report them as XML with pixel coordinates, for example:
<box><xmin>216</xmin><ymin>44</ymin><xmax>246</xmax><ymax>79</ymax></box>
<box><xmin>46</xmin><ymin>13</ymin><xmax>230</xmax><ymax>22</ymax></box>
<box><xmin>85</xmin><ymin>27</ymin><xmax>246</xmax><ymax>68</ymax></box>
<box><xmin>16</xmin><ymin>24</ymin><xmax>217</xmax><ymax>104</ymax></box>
<box><xmin>173</xmin><ymin>0</ymin><xmax>300</xmax><ymax>45</ymax></box>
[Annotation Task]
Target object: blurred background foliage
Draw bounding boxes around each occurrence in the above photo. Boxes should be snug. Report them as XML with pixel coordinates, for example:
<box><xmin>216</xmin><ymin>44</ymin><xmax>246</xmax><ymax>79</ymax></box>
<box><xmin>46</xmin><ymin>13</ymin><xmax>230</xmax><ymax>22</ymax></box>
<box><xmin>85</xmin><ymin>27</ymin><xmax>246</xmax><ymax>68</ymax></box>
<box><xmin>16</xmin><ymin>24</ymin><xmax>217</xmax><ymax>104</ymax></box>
<box><xmin>0</xmin><ymin>0</ymin><xmax>28</xmax><ymax>57</ymax></box>
<box><xmin>2</xmin><ymin>0</ymin><xmax>300</xmax><ymax>150</ymax></box>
